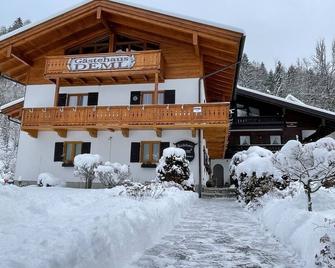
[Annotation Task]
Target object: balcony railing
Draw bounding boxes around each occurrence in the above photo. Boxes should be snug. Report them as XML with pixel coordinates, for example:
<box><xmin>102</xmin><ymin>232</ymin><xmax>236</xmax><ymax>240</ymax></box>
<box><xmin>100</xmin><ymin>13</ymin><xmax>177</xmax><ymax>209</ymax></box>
<box><xmin>225</xmin><ymin>144</ymin><xmax>283</xmax><ymax>158</ymax></box>
<box><xmin>232</xmin><ymin>116</ymin><xmax>284</xmax><ymax>128</ymax></box>
<box><xmin>44</xmin><ymin>50</ymin><xmax>163</xmax><ymax>79</ymax></box>
<box><xmin>21</xmin><ymin>103</ymin><xmax>229</xmax><ymax>130</ymax></box>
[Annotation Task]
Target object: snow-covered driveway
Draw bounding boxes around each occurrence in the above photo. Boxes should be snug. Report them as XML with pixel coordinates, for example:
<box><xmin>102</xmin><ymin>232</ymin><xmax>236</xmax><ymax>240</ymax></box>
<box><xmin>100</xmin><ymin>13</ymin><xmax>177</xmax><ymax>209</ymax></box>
<box><xmin>132</xmin><ymin>199</ymin><xmax>303</xmax><ymax>268</ymax></box>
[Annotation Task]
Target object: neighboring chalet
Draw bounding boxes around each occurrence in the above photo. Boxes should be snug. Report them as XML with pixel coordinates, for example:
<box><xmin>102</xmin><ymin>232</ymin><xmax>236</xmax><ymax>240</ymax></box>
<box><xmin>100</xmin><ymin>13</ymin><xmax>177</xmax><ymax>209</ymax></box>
<box><xmin>211</xmin><ymin>86</ymin><xmax>335</xmax><ymax>187</ymax></box>
<box><xmin>0</xmin><ymin>0</ymin><xmax>245</xmax><ymax>188</ymax></box>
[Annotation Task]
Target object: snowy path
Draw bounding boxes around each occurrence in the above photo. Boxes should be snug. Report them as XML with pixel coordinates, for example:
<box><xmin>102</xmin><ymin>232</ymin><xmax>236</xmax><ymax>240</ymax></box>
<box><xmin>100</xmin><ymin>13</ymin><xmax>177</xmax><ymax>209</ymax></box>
<box><xmin>131</xmin><ymin>199</ymin><xmax>303</xmax><ymax>268</ymax></box>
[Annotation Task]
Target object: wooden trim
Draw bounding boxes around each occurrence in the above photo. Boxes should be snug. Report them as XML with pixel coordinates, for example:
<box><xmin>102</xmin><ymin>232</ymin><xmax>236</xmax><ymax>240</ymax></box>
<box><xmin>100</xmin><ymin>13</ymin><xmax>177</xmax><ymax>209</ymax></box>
<box><xmin>155</xmin><ymin>128</ymin><xmax>162</xmax><ymax>137</ymax></box>
<box><xmin>54</xmin><ymin>78</ymin><xmax>60</xmax><ymax>106</ymax></box>
<box><xmin>55</xmin><ymin>129</ymin><xmax>67</xmax><ymax>138</ymax></box>
<box><xmin>121</xmin><ymin>128</ymin><xmax>129</xmax><ymax>137</ymax></box>
<box><xmin>87</xmin><ymin>128</ymin><xmax>98</xmax><ymax>138</ymax></box>
<box><xmin>140</xmin><ymin>141</ymin><xmax>160</xmax><ymax>164</ymax></box>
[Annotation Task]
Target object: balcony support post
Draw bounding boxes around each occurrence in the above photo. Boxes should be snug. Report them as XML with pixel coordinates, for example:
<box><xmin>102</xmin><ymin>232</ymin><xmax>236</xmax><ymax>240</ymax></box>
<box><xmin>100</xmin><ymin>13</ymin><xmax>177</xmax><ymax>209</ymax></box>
<box><xmin>87</xmin><ymin>128</ymin><xmax>98</xmax><ymax>138</ymax></box>
<box><xmin>26</xmin><ymin>129</ymin><xmax>38</xmax><ymax>139</ymax></box>
<box><xmin>153</xmin><ymin>72</ymin><xmax>159</xmax><ymax>104</ymax></box>
<box><xmin>55</xmin><ymin>129</ymin><xmax>67</xmax><ymax>138</ymax></box>
<box><xmin>155</xmin><ymin>128</ymin><xmax>162</xmax><ymax>137</ymax></box>
<box><xmin>191</xmin><ymin>128</ymin><xmax>196</xmax><ymax>138</ymax></box>
<box><xmin>121</xmin><ymin>128</ymin><xmax>129</xmax><ymax>138</ymax></box>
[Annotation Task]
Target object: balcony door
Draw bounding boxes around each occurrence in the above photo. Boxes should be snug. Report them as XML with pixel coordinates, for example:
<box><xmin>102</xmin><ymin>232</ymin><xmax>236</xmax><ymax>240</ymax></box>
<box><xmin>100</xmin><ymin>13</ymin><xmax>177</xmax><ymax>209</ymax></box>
<box><xmin>213</xmin><ymin>164</ymin><xmax>224</xmax><ymax>188</ymax></box>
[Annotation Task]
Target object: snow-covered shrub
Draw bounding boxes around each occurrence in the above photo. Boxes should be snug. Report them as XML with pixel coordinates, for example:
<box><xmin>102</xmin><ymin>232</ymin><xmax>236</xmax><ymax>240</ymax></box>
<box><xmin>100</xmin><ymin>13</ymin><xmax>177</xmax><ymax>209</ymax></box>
<box><xmin>121</xmin><ymin>182</ymin><xmax>165</xmax><ymax>200</ymax></box>
<box><xmin>156</xmin><ymin>147</ymin><xmax>192</xmax><ymax>190</ymax></box>
<box><xmin>315</xmin><ymin>218</ymin><xmax>335</xmax><ymax>267</ymax></box>
<box><xmin>94</xmin><ymin>162</ymin><xmax>130</xmax><ymax>188</ymax></box>
<box><xmin>37</xmin><ymin>173</ymin><xmax>62</xmax><ymax>187</ymax></box>
<box><xmin>74</xmin><ymin>154</ymin><xmax>102</xmax><ymax>189</ymax></box>
<box><xmin>274</xmin><ymin>138</ymin><xmax>335</xmax><ymax>211</ymax></box>
<box><xmin>230</xmin><ymin>146</ymin><xmax>286</xmax><ymax>204</ymax></box>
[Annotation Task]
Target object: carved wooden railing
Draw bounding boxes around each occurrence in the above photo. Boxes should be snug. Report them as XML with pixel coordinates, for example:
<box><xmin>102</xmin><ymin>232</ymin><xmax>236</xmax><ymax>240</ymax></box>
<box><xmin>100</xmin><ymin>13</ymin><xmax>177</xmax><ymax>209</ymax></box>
<box><xmin>21</xmin><ymin>103</ymin><xmax>229</xmax><ymax>129</ymax></box>
<box><xmin>44</xmin><ymin>50</ymin><xmax>162</xmax><ymax>79</ymax></box>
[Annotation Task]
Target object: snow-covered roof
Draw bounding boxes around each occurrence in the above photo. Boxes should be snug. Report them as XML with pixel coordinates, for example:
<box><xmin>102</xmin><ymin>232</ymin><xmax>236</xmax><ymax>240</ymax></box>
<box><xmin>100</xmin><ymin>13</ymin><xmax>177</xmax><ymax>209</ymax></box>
<box><xmin>237</xmin><ymin>85</ymin><xmax>335</xmax><ymax>121</ymax></box>
<box><xmin>0</xmin><ymin>0</ymin><xmax>245</xmax><ymax>42</ymax></box>
<box><xmin>0</xmin><ymin>97</ymin><xmax>24</xmax><ymax>111</ymax></box>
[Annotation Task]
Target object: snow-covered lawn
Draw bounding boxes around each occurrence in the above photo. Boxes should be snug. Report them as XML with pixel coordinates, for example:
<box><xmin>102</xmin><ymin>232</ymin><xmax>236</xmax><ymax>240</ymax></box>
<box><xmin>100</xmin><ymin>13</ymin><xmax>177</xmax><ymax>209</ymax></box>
<box><xmin>255</xmin><ymin>186</ymin><xmax>335</xmax><ymax>267</ymax></box>
<box><xmin>0</xmin><ymin>185</ymin><xmax>196</xmax><ymax>268</ymax></box>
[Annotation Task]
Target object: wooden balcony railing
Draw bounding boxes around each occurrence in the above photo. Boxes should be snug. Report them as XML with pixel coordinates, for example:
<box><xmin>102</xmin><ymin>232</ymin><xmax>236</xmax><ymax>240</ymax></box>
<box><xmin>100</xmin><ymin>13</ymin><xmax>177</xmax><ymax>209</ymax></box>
<box><xmin>44</xmin><ymin>50</ymin><xmax>163</xmax><ymax>79</ymax></box>
<box><xmin>21</xmin><ymin>103</ymin><xmax>229</xmax><ymax>130</ymax></box>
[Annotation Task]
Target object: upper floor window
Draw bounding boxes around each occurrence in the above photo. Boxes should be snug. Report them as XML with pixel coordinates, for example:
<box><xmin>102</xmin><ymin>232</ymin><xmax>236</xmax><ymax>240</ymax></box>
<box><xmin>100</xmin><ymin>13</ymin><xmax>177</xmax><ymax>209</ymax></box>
<box><xmin>130</xmin><ymin>90</ymin><xmax>175</xmax><ymax>105</ymax></box>
<box><xmin>115</xmin><ymin>34</ymin><xmax>160</xmax><ymax>52</ymax></box>
<box><xmin>270</xmin><ymin>135</ymin><xmax>281</xmax><ymax>145</ymax></box>
<box><xmin>68</xmin><ymin>94</ymin><xmax>89</xmax><ymax>106</ymax></box>
<box><xmin>240</xmin><ymin>136</ymin><xmax>251</xmax><ymax>146</ymax></box>
<box><xmin>57</xmin><ymin>93</ymin><xmax>99</xmax><ymax>107</ymax></box>
<box><xmin>142</xmin><ymin>92</ymin><xmax>165</xmax><ymax>105</ymax></box>
<box><xmin>236</xmin><ymin>103</ymin><xmax>260</xmax><ymax>117</ymax></box>
<box><xmin>66</xmin><ymin>36</ymin><xmax>109</xmax><ymax>55</ymax></box>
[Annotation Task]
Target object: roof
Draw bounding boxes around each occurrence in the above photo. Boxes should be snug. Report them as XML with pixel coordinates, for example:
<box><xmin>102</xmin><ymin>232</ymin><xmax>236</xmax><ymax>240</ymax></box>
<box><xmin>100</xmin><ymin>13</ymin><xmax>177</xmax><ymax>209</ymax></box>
<box><xmin>0</xmin><ymin>0</ymin><xmax>245</xmax><ymax>42</ymax></box>
<box><xmin>237</xmin><ymin>85</ymin><xmax>335</xmax><ymax>122</ymax></box>
<box><xmin>0</xmin><ymin>97</ymin><xmax>24</xmax><ymax>121</ymax></box>
<box><xmin>0</xmin><ymin>97</ymin><xmax>24</xmax><ymax>111</ymax></box>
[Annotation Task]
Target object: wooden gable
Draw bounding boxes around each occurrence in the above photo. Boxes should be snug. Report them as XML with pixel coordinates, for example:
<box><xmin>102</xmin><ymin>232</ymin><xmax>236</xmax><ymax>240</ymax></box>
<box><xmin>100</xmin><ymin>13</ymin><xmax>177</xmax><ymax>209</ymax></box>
<box><xmin>0</xmin><ymin>0</ymin><xmax>245</xmax><ymax>102</ymax></box>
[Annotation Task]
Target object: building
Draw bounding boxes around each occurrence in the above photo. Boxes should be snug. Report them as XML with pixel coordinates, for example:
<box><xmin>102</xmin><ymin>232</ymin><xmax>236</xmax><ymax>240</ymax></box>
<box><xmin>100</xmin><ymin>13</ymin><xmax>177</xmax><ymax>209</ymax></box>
<box><xmin>0</xmin><ymin>0</ymin><xmax>245</xmax><ymax>188</ymax></box>
<box><xmin>210</xmin><ymin>85</ymin><xmax>335</xmax><ymax>188</ymax></box>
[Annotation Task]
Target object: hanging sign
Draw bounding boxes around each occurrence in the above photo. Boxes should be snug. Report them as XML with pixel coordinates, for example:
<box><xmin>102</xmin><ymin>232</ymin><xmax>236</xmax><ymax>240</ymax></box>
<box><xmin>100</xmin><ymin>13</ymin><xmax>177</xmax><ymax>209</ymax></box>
<box><xmin>67</xmin><ymin>55</ymin><xmax>136</xmax><ymax>72</ymax></box>
<box><xmin>174</xmin><ymin>140</ymin><xmax>197</xmax><ymax>162</ymax></box>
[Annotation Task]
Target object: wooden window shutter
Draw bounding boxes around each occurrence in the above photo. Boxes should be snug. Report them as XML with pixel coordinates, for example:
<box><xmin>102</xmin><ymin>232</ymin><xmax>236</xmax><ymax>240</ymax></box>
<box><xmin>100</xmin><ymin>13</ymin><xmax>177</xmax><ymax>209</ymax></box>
<box><xmin>130</xmin><ymin>142</ymin><xmax>140</xmax><ymax>162</ymax></box>
<box><xmin>57</xmin><ymin>94</ymin><xmax>67</xmax><ymax>106</ymax></box>
<box><xmin>54</xmin><ymin>142</ymin><xmax>64</xmax><ymax>162</ymax></box>
<box><xmin>160</xmin><ymin>142</ymin><xmax>170</xmax><ymax>157</ymax></box>
<box><xmin>164</xmin><ymin>90</ymin><xmax>175</xmax><ymax>104</ymax></box>
<box><xmin>81</xmin><ymin>143</ymin><xmax>91</xmax><ymax>154</ymax></box>
<box><xmin>130</xmin><ymin>91</ymin><xmax>141</xmax><ymax>105</ymax></box>
<box><xmin>87</xmin><ymin>93</ymin><xmax>99</xmax><ymax>106</ymax></box>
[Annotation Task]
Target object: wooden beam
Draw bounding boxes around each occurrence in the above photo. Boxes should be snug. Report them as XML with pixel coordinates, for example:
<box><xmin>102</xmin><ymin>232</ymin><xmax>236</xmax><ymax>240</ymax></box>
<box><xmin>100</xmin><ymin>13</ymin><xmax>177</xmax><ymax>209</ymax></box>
<box><xmin>78</xmin><ymin>77</ymin><xmax>88</xmax><ymax>84</ymax></box>
<box><xmin>127</xmin><ymin>76</ymin><xmax>133</xmax><ymax>82</ymax></box>
<box><xmin>7</xmin><ymin>45</ymin><xmax>33</xmax><ymax>66</ymax></box>
<box><xmin>110</xmin><ymin>77</ymin><xmax>117</xmax><ymax>83</ymax></box>
<box><xmin>155</xmin><ymin>128</ymin><xmax>162</xmax><ymax>137</ymax></box>
<box><xmin>108</xmin><ymin>128</ymin><xmax>115</xmax><ymax>132</ymax></box>
<box><xmin>96</xmin><ymin>6</ymin><xmax>102</xmax><ymax>20</ymax></box>
<box><xmin>153</xmin><ymin>73</ymin><xmax>159</xmax><ymax>104</ymax></box>
<box><xmin>121</xmin><ymin>128</ymin><xmax>129</xmax><ymax>138</ymax></box>
<box><xmin>54</xmin><ymin>78</ymin><xmax>60</xmax><ymax>107</ymax></box>
<box><xmin>55</xmin><ymin>129</ymin><xmax>67</xmax><ymax>138</ymax></box>
<box><xmin>193</xmin><ymin>32</ymin><xmax>200</xmax><ymax>57</ymax></box>
<box><xmin>63</xmin><ymin>78</ymin><xmax>73</xmax><ymax>85</ymax></box>
<box><xmin>87</xmin><ymin>128</ymin><xmax>98</xmax><ymax>138</ymax></box>
<box><xmin>109</xmin><ymin>33</ymin><xmax>115</xmax><ymax>52</ymax></box>
<box><xmin>93</xmin><ymin>77</ymin><xmax>102</xmax><ymax>84</ymax></box>
<box><xmin>143</xmin><ymin>75</ymin><xmax>149</xmax><ymax>81</ymax></box>
<box><xmin>25</xmin><ymin>129</ymin><xmax>38</xmax><ymax>138</ymax></box>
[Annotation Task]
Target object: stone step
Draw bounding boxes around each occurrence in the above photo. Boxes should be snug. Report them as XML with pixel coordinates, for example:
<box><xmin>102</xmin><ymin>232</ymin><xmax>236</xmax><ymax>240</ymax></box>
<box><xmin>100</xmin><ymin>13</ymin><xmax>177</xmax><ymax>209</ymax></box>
<box><xmin>201</xmin><ymin>191</ymin><xmax>237</xmax><ymax>199</ymax></box>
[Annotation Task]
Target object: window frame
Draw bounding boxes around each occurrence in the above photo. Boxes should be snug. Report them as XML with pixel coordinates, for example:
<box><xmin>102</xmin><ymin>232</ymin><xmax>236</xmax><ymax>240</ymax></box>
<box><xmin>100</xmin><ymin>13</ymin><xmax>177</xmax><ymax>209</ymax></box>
<box><xmin>140</xmin><ymin>141</ymin><xmax>160</xmax><ymax>164</ymax></box>
<box><xmin>63</xmin><ymin>141</ymin><xmax>83</xmax><ymax>165</ymax></box>
<box><xmin>140</xmin><ymin>91</ymin><xmax>165</xmax><ymax>104</ymax></box>
<box><xmin>239</xmin><ymin>135</ymin><xmax>251</xmax><ymax>146</ymax></box>
<box><xmin>67</xmin><ymin>94</ymin><xmax>89</xmax><ymax>107</ymax></box>
<box><xmin>270</xmin><ymin>135</ymin><xmax>282</xmax><ymax>145</ymax></box>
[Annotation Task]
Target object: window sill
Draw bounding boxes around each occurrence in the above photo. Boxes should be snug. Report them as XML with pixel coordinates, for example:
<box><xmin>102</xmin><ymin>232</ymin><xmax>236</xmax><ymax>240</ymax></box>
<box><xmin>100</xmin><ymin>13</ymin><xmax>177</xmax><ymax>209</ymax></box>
<box><xmin>62</xmin><ymin>163</ymin><xmax>74</xmax><ymax>167</ymax></box>
<box><xmin>141</xmin><ymin>163</ymin><xmax>157</xmax><ymax>168</ymax></box>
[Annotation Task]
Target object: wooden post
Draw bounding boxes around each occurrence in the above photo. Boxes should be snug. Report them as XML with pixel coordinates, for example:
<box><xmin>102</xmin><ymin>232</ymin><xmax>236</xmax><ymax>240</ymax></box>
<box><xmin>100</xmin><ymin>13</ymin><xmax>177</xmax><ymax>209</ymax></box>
<box><xmin>109</xmin><ymin>33</ymin><xmax>115</xmax><ymax>52</ymax></box>
<box><xmin>153</xmin><ymin>73</ymin><xmax>159</xmax><ymax>104</ymax></box>
<box><xmin>54</xmin><ymin>78</ymin><xmax>60</xmax><ymax>106</ymax></box>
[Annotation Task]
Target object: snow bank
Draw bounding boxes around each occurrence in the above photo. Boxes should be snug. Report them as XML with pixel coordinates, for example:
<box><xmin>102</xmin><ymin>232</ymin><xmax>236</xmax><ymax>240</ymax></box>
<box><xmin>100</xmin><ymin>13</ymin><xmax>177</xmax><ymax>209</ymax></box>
<box><xmin>37</xmin><ymin>173</ymin><xmax>63</xmax><ymax>187</ymax></box>
<box><xmin>255</xmin><ymin>186</ymin><xmax>335</xmax><ymax>267</ymax></box>
<box><xmin>0</xmin><ymin>186</ymin><xmax>196</xmax><ymax>268</ymax></box>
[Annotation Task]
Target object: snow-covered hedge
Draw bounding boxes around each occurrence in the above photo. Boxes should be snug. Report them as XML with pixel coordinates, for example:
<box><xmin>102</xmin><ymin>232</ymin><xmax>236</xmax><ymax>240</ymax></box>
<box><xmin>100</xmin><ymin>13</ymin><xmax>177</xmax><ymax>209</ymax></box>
<box><xmin>74</xmin><ymin>154</ymin><xmax>102</xmax><ymax>188</ymax></box>
<box><xmin>37</xmin><ymin>173</ymin><xmax>63</xmax><ymax>187</ymax></box>
<box><xmin>156</xmin><ymin>147</ymin><xmax>194</xmax><ymax>190</ymax></box>
<box><xmin>0</xmin><ymin>185</ymin><xmax>196</xmax><ymax>268</ymax></box>
<box><xmin>94</xmin><ymin>162</ymin><xmax>130</xmax><ymax>188</ymax></box>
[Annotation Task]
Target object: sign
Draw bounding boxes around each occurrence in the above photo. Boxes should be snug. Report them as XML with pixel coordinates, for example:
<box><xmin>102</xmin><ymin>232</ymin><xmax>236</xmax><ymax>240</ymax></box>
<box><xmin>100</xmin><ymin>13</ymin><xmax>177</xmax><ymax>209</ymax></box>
<box><xmin>67</xmin><ymin>55</ymin><xmax>136</xmax><ymax>72</ymax></box>
<box><xmin>174</xmin><ymin>140</ymin><xmax>197</xmax><ymax>162</ymax></box>
<box><xmin>193</xmin><ymin>107</ymin><xmax>202</xmax><ymax>113</ymax></box>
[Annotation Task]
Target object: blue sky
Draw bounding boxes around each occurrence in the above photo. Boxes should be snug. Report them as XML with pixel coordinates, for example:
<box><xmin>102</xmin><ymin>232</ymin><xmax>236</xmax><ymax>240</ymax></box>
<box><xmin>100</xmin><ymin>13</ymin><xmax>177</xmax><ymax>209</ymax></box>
<box><xmin>2</xmin><ymin>0</ymin><xmax>335</xmax><ymax>70</ymax></box>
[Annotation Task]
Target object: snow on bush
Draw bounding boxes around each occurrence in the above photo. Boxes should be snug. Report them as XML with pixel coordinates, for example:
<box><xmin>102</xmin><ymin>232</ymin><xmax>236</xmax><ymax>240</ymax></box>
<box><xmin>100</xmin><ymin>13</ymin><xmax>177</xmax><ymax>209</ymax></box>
<box><xmin>121</xmin><ymin>181</ymin><xmax>166</xmax><ymax>200</ymax></box>
<box><xmin>0</xmin><ymin>185</ymin><xmax>196</xmax><ymax>268</ymax></box>
<box><xmin>156</xmin><ymin>147</ymin><xmax>193</xmax><ymax>190</ymax></box>
<box><xmin>229</xmin><ymin>146</ymin><xmax>286</xmax><ymax>204</ymax></box>
<box><xmin>94</xmin><ymin>162</ymin><xmax>130</xmax><ymax>188</ymax></box>
<box><xmin>274</xmin><ymin>138</ymin><xmax>335</xmax><ymax>211</ymax></box>
<box><xmin>37</xmin><ymin>173</ymin><xmax>63</xmax><ymax>187</ymax></box>
<box><xmin>315</xmin><ymin>219</ymin><xmax>335</xmax><ymax>267</ymax></box>
<box><xmin>74</xmin><ymin>154</ymin><xmax>102</xmax><ymax>189</ymax></box>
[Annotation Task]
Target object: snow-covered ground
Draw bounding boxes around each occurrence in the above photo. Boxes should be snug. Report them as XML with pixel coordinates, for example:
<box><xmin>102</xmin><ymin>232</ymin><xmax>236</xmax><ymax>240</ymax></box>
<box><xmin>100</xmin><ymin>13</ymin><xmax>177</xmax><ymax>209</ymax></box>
<box><xmin>255</xmin><ymin>186</ymin><xmax>335</xmax><ymax>267</ymax></box>
<box><xmin>0</xmin><ymin>185</ymin><xmax>196</xmax><ymax>268</ymax></box>
<box><xmin>132</xmin><ymin>199</ymin><xmax>303</xmax><ymax>268</ymax></box>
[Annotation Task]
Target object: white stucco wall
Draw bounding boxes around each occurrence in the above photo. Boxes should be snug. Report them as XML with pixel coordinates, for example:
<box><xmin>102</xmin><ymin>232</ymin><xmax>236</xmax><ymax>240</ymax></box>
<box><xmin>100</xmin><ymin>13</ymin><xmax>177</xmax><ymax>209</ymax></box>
<box><xmin>23</xmin><ymin>78</ymin><xmax>200</xmax><ymax>108</ymax></box>
<box><xmin>15</xmin><ymin>129</ymin><xmax>205</xmax><ymax>185</ymax></box>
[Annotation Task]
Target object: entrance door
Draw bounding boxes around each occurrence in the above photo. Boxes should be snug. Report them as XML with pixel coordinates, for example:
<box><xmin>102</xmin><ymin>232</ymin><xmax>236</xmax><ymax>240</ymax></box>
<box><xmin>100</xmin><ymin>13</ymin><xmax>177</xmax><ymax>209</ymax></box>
<box><xmin>213</xmin><ymin>164</ymin><xmax>224</xmax><ymax>188</ymax></box>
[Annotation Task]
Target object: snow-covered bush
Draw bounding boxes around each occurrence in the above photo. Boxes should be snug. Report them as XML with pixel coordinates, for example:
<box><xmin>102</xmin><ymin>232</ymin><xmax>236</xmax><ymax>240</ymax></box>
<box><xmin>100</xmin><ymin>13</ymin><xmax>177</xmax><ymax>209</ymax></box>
<box><xmin>230</xmin><ymin>146</ymin><xmax>286</xmax><ymax>204</ymax></box>
<box><xmin>274</xmin><ymin>138</ymin><xmax>335</xmax><ymax>211</ymax></box>
<box><xmin>121</xmin><ymin>181</ymin><xmax>165</xmax><ymax>200</ymax></box>
<box><xmin>156</xmin><ymin>147</ymin><xmax>192</xmax><ymax>190</ymax></box>
<box><xmin>74</xmin><ymin>154</ymin><xmax>102</xmax><ymax>189</ymax></box>
<box><xmin>315</xmin><ymin>232</ymin><xmax>335</xmax><ymax>267</ymax></box>
<box><xmin>94</xmin><ymin>162</ymin><xmax>130</xmax><ymax>188</ymax></box>
<box><xmin>37</xmin><ymin>173</ymin><xmax>62</xmax><ymax>187</ymax></box>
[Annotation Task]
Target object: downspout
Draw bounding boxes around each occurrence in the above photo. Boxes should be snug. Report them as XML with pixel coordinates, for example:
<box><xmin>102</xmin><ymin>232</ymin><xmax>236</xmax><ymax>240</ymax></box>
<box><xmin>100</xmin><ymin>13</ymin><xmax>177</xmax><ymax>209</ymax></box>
<box><xmin>197</xmin><ymin>35</ymin><xmax>246</xmax><ymax>198</ymax></box>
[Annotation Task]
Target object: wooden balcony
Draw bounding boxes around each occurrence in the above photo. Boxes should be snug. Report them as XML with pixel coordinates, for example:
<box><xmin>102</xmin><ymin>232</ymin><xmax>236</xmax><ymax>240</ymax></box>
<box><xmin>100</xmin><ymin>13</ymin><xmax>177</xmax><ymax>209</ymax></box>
<box><xmin>44</xmin><ymin>50</ymin><xmax>163</xmax><ymax>85</ymax></box>
<box><xmin>22</xmin><ymin>103</ymin><xmax>228</xmax><ymax>131</ymax></box>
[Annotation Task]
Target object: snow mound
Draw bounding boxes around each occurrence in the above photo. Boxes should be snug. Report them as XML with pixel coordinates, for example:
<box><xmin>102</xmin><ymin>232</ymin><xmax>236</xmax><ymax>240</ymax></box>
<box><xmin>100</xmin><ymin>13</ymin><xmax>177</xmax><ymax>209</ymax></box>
<box><xmin>0</xmin><ymin>186</ymin><xmax>196</xmax><ymax>268</ymax></box>
<box><xmin>163</xmin><ymin>147</ymin><xmax>186</xmax><ymax>158</ymax></box>
<box><xmin>37</xmin><ymin>173</ymin><xmax>63</xmax><ymax>187</ymax></box>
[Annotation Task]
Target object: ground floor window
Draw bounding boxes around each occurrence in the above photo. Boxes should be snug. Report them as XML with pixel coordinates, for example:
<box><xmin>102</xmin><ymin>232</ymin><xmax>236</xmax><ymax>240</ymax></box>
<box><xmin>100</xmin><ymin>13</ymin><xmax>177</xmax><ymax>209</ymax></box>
<box><xmin>270</xmin><ymin>135</ymin><xmax>281</xmax><ymax>145</ymax></box>
<box><xmin>240</xmin><ymin>136</ymin><xmax>251</xmax><ymax>145</ymax></box>
<box><xmin>64</xmin><ymin>142</ymin><xmax>83</xmax><ymax>164</ymax></box>
<box><xmin>141</xmin><ymin>141</ymin><xmax>160</xmax><ymax>163</ymax></box>
<box><xmin>54</xmin><ymin>142</ymin><xmax>91</xmax><ymax>166</ymax></box>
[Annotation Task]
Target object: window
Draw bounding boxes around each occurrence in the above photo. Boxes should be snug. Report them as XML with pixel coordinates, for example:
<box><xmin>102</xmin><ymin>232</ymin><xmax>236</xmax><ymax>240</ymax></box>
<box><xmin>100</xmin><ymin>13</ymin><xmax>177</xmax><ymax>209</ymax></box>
<box><xmin>115</xmin><ymin>34</ymin><xmax>160</xmax><ymax>52</ymax></box>
<box><xmin>141</xmin><ymin>141</ymin><xmax>160</xmax><ymax>163</ymax></box>
<box><xmin>240</xmin><ymin>136</ymin><xmax>251</xmax><ymax>146</ymax></box>
<box><xmin>302</xmin><ymin>130</ymin><xmax>316</xmax><ymax>140</ymax></box>
<box><xmin>236</xmin><ymin>103</ymin><xmax>260</xmax><ymax>117</ymax></box>
<box><xmin>67</xmin><ymin>94</ymin><xmax>89</xmax><ymax>106</ymax></box>
<box><xmin>270</xmin><ymin>135</ymin><xmax>281</xmax><ymax>145</ymax></box>
<box><xmin>66</xmin><ymin>36</ymin><xmax>110</xmax><ymax>55</ymax></box>
<box><xmin>236</xmin><ymin>104</ymin><xmax>247</xmax><ymax>117</ymax></box>
<box><xmin>141</xmin><ymin>92</ymin><xmax>165</xmax><ymax>104</ymax></box>
<box><xmin>63</xmin><ymin>142</ymin><xmax>83</xmax><ymax>165</ymax></box>
<box><xmin>249</xmin><ymin>106</ymin><xmax>260</xmax><ymax>117</ymax></box>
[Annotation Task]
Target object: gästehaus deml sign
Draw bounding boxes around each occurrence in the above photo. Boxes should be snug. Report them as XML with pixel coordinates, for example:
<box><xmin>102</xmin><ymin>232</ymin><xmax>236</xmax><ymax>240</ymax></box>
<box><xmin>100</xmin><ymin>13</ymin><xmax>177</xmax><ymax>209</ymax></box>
<box><xmin>67</xmin><ymin>55</ymin><xmax>136</xmax><ymax>72</ymax></box>
<box><xmin>175</xmin><ymin>140</ymin><xmax>196</xmax><ymax>162</ymax></box>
